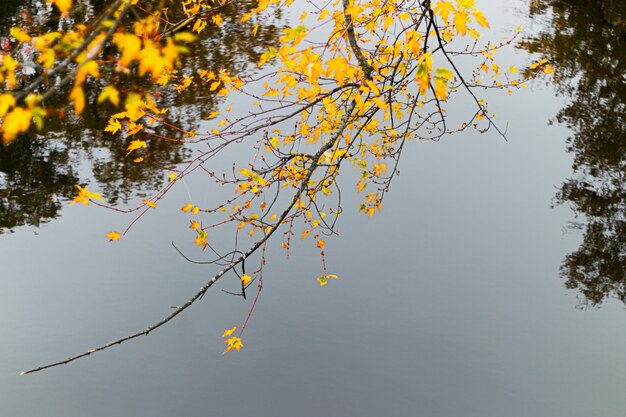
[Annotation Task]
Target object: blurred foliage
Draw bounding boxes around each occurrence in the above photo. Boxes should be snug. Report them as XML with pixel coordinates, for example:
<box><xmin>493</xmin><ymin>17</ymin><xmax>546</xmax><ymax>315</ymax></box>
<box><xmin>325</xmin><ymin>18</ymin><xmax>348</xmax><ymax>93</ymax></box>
<box><xmin>0</xmin><ymin>0</ymin><xmax>280</xmax><ymax>232</ymax></box>
<box><xmin>522</xmin><ymin>0</ymin><xmax>626</xmax><ymax>305</ymax></box>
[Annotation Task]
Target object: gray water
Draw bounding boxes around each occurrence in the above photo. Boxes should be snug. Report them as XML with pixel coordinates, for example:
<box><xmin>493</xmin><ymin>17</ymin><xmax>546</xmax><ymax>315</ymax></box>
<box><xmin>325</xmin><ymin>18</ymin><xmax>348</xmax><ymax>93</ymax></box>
<box><xmin>2</xmin><ymin>0</ymin><xmax>626</xmax><ymax>416</ymax></box>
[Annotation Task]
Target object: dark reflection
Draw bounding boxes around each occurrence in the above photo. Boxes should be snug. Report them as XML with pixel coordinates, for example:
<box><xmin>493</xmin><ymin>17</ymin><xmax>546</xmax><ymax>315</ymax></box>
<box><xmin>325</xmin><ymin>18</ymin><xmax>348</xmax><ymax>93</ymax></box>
<box><xmin>522</xmin><ymin>0</ymin><xmax>626</xmax><ymax>305</ymax></box>
<box><xmin>0</xmin><ymin>0</ymin><xmax>280</xmax><ymax>232</ymax></box>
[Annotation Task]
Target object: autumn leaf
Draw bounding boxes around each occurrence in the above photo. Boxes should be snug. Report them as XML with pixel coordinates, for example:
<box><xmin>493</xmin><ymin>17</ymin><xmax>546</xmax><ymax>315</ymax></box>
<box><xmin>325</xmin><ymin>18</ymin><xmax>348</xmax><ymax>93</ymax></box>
<box><xmin>70</xmin><ymin>185</ymin><xmax>102</xmax><ymax>206</ymax></box>
<box><xmin>189</xmin><ymin>220</ymin><xmax>200</xmax><ymax>230</ymax></box>
<box><xmin>126</xmin><ymin>139</ymin><xmax>147</xmax><ymax>155</ymax></box>
<box><xmin>2</xmin><ymin>107</ymin><xmax>32</xmax><ymax>144</ymax></box>
<box><xmin>316</xmin><ymin>239</ymin><xmax>325</xmax><ymax>250</ymax></box>
<box><xmin>316</xmin><ymin>274</ymin><xmax>338</xmax><ymax>287</ymax></box>
<box><xmin>433</xmin><ymin>1</ymin><xmax>454</xmax><ymax>23</ymax></box>
<box><xmin>211</xmin><ymin>14</ymin><xmax>223</xmax><ymax>27</ymax></box>
<box><xmin>104</xmin><ymin>119</ymin><xmax>122</xmax><ymax>134</ymax></box>
<box><xmin>0</xmin><ymin>94</ymin><xmax>15</xmax><ymax>117</ymax></box>
<box><xmin>472</xmin><ymin>9</ymin><xmax>489</xmax><ymax>28</ymax></box>
<box><xmin>181</xmin><ymin>203</ymin><xmax>193</xmax><ymax>212</ymax></box>
<box><xmin>241</xmin><ymin>274</ymin><xmax>252</xmax><ymax>286</ymax></box>
<box><xmin>194</xmin><ymin>229</ymin><xmax>207</xmax><ymax>248</ymax></box>
<box><xmin>113</xmin><ymin>33</ymin><xmax>142</xmax><ymax>69</ymax></box>
<box><xmin>97</xmin><ymin>86</ymin><xmax>120</xmax><ymax>106</ymax></box>
<box><xmin>222</xmin><ymin>336</ymin><xmax>243</xmax><ymax>354</ymax></box>
<box><xmin>168</xmin><ymin>172</ymin><xmax>177</xmax><ymax>182</ymax></box>
<box><xmin>143</xmin><ymin>199</ymin><xmax>157</xmax><ymax>208</ymax></box>
<box><xmin>69</xmin><ymin>86</ymin><xmax>85</xmax><ymax>115</ymax></box>
<box><xmin>222</xmin><ymin>326</ymin><xmax>237</xmax><ymax>337</ymax></box>
<box><xmin>10</xmin><ymin>27</ymin><xmax>31</xmax><ymax>43</ymax></box>
<box><xmin>106</xmin><ymin>231</ymin><xmax>121</xmax><ymax>241</ymax></box>
<box><xmin>48</xmin><ymin>0</ymin><xmax>72</xmax><ymax>14</ymax></box>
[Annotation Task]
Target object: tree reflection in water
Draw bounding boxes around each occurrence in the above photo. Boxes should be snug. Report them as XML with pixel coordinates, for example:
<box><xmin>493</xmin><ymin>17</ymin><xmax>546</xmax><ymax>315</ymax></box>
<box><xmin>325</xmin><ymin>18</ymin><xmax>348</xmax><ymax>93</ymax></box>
<box><xmin>0</xmin><ymin>0</ymin><xmax>280</xmax><ymax>232</ymax></box>
<box><xmin>522</xmin><ymin>0</ymin><xmax>626</xmax><ymax>305</ymax></box>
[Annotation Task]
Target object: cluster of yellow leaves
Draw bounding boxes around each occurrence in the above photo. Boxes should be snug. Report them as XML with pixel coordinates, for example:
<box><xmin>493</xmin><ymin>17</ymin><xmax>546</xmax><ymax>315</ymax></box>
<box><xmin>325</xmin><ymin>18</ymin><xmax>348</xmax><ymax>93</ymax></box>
<box><xmin>433</xmin><ymin>0</ymin><xmax>489</xmax><ymax>38</ymax></box>
<box><xmin>238</xmin><ymin>168</ymin><xmax>268</xmax><ymax>194</ymax></box>
<box><xmin>222</xmin><ymin>326</ymin><xmax>243</xmax><ymax>354</ymax></box>
<box><xmin>181</xmin><ymin>202</ymin><xmax>201</xmax><ymax>214</ymax></box>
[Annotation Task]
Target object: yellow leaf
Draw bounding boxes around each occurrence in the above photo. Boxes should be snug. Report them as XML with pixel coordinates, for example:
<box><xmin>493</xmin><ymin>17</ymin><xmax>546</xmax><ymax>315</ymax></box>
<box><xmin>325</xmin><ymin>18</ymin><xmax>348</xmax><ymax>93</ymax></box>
<box><xmin>181</xmin><ymin>203</ymin><xmax>193</xmax><ymax>212</ymax></box>
<box><xmin>317</xmin><ymin>239</ymin><xmax>325</xmax><ymax>250</ymax></box>
<box><xmin>168</xmin><ymin>172</ymin><xmax>177</xmax><ymax>182</ymax></box>
<box><xmin>453</xmin><ymin>10</ymin><xmax>469</xmax><ymax>35</ymax></box>
<box><xmin>191</xmin><ymin>206</ymin><xmax>200</xmax><ymax>215</ymax></box>
<box><xmin>38</xmin><ymin>49</ymin><xmax>56</xmax><ymax>68</ymax></box>
<box><xmin>69</xmin><ymin>185</ymin><xmax>102</xmax><ymax>206</ymax></box>
<box><xmin>144</xmin><ymin>199</ymin><xmax>157</xmax><ymax>208</ymax></box>
<box><xmin>543</xmin><ymin>64</ymin><xmax>555</xmax><ymax>75</ymax></box>
<box><xmin>222</xmin><ymin>336</ymin><xmax>243</xmax><ymax>354</ymax></box>
<box><xmin>69</xmin><ymin>86</ymin><xmax>85</xmax><ymax>115</ymax></box>
<box><xmin>133</xmin><ymin>157</ymin><xmax>144</xmax><ymax>163</ymax></box>
<box><xmin>241</xmin><ymin>274</ymin><xmax>251</xmax><ymax>285</ymax></box>
<box><xmin>10</xmin><ymin>27</ymin><xmax>31</xmax><ymax>42</ymax></box>
<box><xmin>194</xmin><ymin>230</ymin><xmax>207</xmax><ymax>247</ymax></box>
<box><xmin>433</xmin><ymin>1</ymin><xmax>454</xmax><ymax>23</ymax></box>
<box><xmin>316</xmin><ymin>274</ymin><xmax>338</xmax><ymax>287</ymax></box>
<box><xmin>509</xmin><ymin>65</ymin><xmax>518</xmax><ymax>74</ymax></box>
<box><xmin>97</xmin><ymin>85</ymin><xmax>120</xmax><ymax>106</ymax></box>
<box><xmin>106</xmin><ymin>231</ymin><xmax>121</xmax><ymax>241</ymax></box>
<box><xmin>211</xmin><ymin>14</ymin><xmax>223</xmax><ymax>27</ymax></box>
<box><xmin>222</xmin><ymin>326</ymin><xmax>237</xmax><ymax>337</ymax></box>
<box><xmin>48</xmin><ymin>0</ymin><xmax>72</xmax><ymax>14</ymax></box>
<box><xmin>189</xmin><ymin>220</ymin><xmax>200</xmax><ymax>230</ymax></box>
<box><xmin>113</xmin><ymin>33</ymin><xmax>142</xmax><ymax>69</ymax></box>
<box><xmin>2</xmin><ymin>107</ymin><xmax>31</xmax><ymax>144</ymax></box>
<box><xmin>126</xmin><ymin>139</ymin><xmax>146</xmax><ymax>155</ymax></box>
<box><xmin>173</xmin><ymin>32</ymin><xmax>196</xmax><ymax>43</ymax></box>
<box><xmin>0</xmin><ymin>94</ymin><xmax>16</xmax><ymax>117</ymax></box>
<box><xmin>472</xmin><ymin>9</ymin><xmax>489</xmax><ymax>28</ymax></box>
<box><xmin>192</xmin><ymin>19</ymin><xmax>207</xmax><ymax>34</ymax></box>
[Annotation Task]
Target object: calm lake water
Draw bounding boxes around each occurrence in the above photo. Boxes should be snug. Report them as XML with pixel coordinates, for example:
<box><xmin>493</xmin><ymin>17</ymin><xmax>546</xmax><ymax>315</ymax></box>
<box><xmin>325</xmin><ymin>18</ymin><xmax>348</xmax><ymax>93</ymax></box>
<box><xmin>1</xmin><ymin>0</ymin><xmax>625</xmax><ymax>416</ymax></box>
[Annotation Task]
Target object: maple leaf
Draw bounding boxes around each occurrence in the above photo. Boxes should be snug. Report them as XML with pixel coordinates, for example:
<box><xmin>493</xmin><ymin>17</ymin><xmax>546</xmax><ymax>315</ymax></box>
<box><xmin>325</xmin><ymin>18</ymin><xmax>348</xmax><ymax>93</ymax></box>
<box><xmin>106</xmin><ymin>232</ymin><xmax>121</xmax><ymax>242</ymax></box>
<box><xmin>126</xmin><ymin>139</ymin><xmax>147</xmax><ymax>156</ymax></box>
<box><xmin>433</xmin><ymin>1</ymin><xmax>454</xmax><ymax>23</ymax></box>
<box><xmin>104</xmin><ymin>119</ymin><xmax>122</xmax><ymax>134</ymax></box>
<box><xmin>222</xmin><ymin>336</ymin><xmax>243</xmax><ymax>354</ymax></box>
<box><xmin>222</xmin><ymin>326</ymin><xmax>237</xmax><ymax>338</ymax></box>
<box><xmin>70</xmin><ymin>185</ymin><xmax>102</xmax><ymax>206</ymax></box>
<box><xmin>472</xmin><ymin>9</ymin><xmax>489</xmax><ymax>28</ymax></box>
<box><xmin>113</xmin><ymin>33</ymin><xmax>142</xmax><ymax>69</ymax></box>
